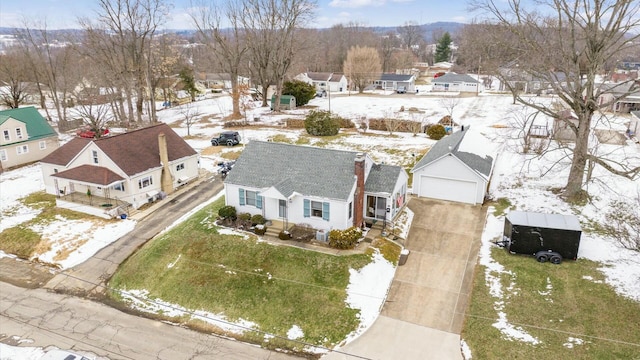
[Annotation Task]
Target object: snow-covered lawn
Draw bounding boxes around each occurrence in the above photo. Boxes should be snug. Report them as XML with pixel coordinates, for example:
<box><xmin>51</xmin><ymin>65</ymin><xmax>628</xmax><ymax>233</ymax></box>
<box><xmin>1</xmin><ymin>90</ymin><xmax>639</xmax><ymax>357</ymax></box>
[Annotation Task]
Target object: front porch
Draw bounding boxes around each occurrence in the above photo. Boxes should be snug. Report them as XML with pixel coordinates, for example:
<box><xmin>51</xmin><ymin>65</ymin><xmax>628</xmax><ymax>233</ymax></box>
<box><xmin>56</xmin><ymin>192</ymin><xmax>131</xmax><ymax>219</ymax></box>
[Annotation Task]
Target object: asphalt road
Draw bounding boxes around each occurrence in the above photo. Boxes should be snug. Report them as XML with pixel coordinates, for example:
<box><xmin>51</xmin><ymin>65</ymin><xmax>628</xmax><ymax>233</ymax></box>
<box><xmin>0</xmin><ymin>282</ymin><xmax>299</xmax><ymax>360</ymax></box>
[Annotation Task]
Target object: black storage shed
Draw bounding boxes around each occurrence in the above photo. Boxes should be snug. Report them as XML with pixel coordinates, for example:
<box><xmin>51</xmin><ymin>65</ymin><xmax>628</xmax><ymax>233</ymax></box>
<box><xmin>502</xmin><ymin>211</ymin><xmax>582</xmax><ymax>263</ymax></box>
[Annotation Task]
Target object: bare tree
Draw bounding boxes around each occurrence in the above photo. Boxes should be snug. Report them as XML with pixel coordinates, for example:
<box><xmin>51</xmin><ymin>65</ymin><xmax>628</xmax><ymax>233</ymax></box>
<box><xmin>240</xmin><ymin>0</ymin><xmax>317</xmax><ymax>111</ymax></box>
<box><xmin>191</xmin><ymin>0</ymin><xmax>246</xmax><ymax>118</ymax></box>
<box><xmin>473</xmin><ymin>0</ymin><xmax>640</xmax><ymax>200</ymax></box>
<box><xmin>408</xmin><ymin>112</ymin><xmax>425</xmax><ymax>136</ymax></box>
<box><xmin>344</xmin><ymin>46</ymin><xmax>382</xmax><ymax>93</ymax></box>
<box><xmin>379</xmin><ymin>31</ymin><xmax>400</xmax><ymax>72</ymax></box>
<box><xmin>179</xmin><ymin>102</ymin><xmax>201</xmax><ymax>137</ymax></box>
<box><xmin>81</xmin><ymin>0</ymin><xmax>169</xmax><ymax>125</ymax></box>
<box><xmin>0</xmin><ymin>50</ymin><xmax>31</xmax><ymax>108</ymax></box>
<box><xmin>383</xmin><ymin>111</ymin><xmax>401</xmax><ymax>135</ymax></box>
<box><xmin>17</xmin><ymin>22</ymin><xmax>80</xmax><ymax>122</ymax></box>
<box><xmin>439</xmin><ymin>96</ymin><xmax>461</xmax><ymax>124</ymax></box>
<box><xmin>397</xmin><ymin>21</ymin><xmax>424</xmax><ymax>57</ymax></box>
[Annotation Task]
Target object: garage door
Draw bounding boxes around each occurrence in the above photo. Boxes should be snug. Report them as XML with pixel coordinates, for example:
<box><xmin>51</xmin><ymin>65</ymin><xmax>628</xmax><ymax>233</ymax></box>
<box><xmin>418</xmin><ymin>176</ymin><xmax>477</xmax><ymax>204</ymax></box>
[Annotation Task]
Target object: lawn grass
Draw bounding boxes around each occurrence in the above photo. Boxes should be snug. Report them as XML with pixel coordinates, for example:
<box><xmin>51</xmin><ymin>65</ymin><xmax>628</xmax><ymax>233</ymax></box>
<box><xmin>463</xmin><ymin>246</ymin><xmax>640</xmax><ymax>359</ymax></box>
<box><xmin>0</xmin><ymin>191</ymin><xmax>87</xmax><ymax>258</ymax></box>
<box><xmin>108</xmin><ymin>197</ymin><xmax>374</xmax><ymax>351</ymax></box>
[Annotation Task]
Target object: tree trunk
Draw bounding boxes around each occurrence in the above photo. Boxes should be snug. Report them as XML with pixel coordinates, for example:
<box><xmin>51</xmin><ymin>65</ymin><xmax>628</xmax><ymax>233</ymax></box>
<box><xmin>564</xmin><ymin>112</ymin><xmax>592</xmax><ymax>198</ymax></box>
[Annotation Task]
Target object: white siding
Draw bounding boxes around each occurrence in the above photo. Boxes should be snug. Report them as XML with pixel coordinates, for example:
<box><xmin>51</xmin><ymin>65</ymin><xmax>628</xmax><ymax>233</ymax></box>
<box><xmin>224</xmin><ymin>183</ymin><xmax>353</xmax><ymax>231</ymax></box>
<box><xmin>412</xmin><ymin>155</ymin><xmax>487</xmax><ymax>204</ymax></box>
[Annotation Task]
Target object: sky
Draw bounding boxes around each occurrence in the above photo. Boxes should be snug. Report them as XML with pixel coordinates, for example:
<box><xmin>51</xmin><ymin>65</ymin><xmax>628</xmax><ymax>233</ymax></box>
<box><xmin>0</xmin><ymin>0</ymin><xmax>471</xmax><ymax>30</ymax></box>
<box><xmin>0</xmin><ymin>84</ymin><xmax>639</xmax><ymax>358</ymax></box>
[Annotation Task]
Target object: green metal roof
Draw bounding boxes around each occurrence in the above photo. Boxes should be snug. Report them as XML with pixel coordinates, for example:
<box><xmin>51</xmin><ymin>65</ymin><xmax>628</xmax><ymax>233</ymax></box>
<box><xmin>0</xmin><ymin>106</ymin><xmax>57</xmax><ymax>142</ymax></box>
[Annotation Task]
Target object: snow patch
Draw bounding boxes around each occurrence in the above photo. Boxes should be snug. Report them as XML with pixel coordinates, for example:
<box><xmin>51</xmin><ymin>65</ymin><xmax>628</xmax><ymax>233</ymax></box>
<box><xmin>287</xmin><ymin>325</ymin><xmax>304</xmax><ymax>340</ymax></box>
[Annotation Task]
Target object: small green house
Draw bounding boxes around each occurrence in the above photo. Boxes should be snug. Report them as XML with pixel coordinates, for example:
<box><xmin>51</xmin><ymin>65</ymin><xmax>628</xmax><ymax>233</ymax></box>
<box><xmin>270</xmin><ymin>94</ymin><xmax>296</xmax><ymax>110</ymax></box>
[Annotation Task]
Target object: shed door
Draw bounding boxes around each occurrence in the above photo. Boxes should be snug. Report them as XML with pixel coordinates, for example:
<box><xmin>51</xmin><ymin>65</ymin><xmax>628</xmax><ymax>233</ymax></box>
<box><xmin>418</xmin><ymin>175</ymin><xmax>477</xmax><ymax>204</ymax></box>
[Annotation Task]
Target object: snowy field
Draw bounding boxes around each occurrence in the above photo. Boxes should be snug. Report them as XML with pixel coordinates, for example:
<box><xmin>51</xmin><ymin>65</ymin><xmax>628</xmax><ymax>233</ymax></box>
<box><xmin>1</xmin><ymin>88</ymin><xmax>639</xmax><ymax>358</ymax></box>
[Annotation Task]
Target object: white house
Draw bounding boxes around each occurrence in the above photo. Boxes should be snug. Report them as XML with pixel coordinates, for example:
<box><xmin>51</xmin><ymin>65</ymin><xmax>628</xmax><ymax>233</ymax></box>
<box><xmin>373</xmin><ymin>74</ymin><xmax>416</xmax><ymax>92</ymax></box>
<box><xmin>0</xmin><ymin>106</ymin><xmax>59</xmax><ymax>171</ymax></box>
<box><xmin>411</xmin><ymin>126</ymin><xmax>496</xmax><ymax>205</ymax></box>
<box><xmin>630</xmin><ymin>111</ymin><xmax>640</xmax><ymax>140</ymax></box>
<box><xmin>432</xmin><ymin>73</ymin><xmax>481</xmax><ymax>94</ymax></box>
<box><xmin>40</xmin><ymin>123</ymin><xmax>199</xmax><ymax>218</ymax></box>
<box><xmin>223</xmin><ymin>141</ymin><xmax>409</xmax><ymax>232</ymax></box>
<box><xmin>295</xmin><ymin>72</ymin><xmax>349</xmax><ymax>93</ymax></box>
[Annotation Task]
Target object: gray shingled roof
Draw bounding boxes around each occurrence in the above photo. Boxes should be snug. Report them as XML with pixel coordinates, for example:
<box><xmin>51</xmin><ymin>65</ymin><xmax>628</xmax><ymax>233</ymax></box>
<box><xmin>380</xmin><ymin>73</ymin><xmax>414</xmax><ymax>81</ymax></box>
<box><xmin>365</xmin><ymin>164</ymin><xmax>403</xmax><ymax>194</ymax></box>
<box><xmin>433</xmin><ymin>73</ymin><xmax>479</xmax><ymax>84</ymax></box>
<box><xmin>411</xmin><ymin>127</ymin><xmax>493</xmax><ymax>179</ymax></box>
<box><xmin>225</xmin><ymin>141</ymin><xmax>402</xmax><ymax>201</ymax></box>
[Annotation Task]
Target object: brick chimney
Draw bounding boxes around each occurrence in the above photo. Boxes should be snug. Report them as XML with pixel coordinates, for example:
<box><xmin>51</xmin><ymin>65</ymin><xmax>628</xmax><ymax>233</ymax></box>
<box><xmin>158</xmin><ymin>133</ymin><xmax>173</xmax><ymax>195</ymax></box>
<box><xmin>353</xmin><ymin>153</ymin><xmax>365</xmax><ymax>228</ymax></box>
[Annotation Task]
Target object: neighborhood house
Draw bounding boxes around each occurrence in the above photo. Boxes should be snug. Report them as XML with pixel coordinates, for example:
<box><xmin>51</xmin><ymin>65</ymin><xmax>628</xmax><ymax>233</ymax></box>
<box><xmin>0</xmin><ymin>106</ymin><xmax>59</xmax><ymax>171</ymax></box>
<box><xmin>431</xmin><ymin>73</ymin><xmax>481</xmax><ymax>94</ymax></box>
<box><xmin>223</xmin><ymin>141</ymin><xmax>409</xmax><ymax>233</ymax></box>
<box><xmin>295</xmin><ymin>72</ymin><xmax>349</xmax><ymax>93</ymax></box>
<box><xmin>40</xmin><ymin>123</ymin><xmax>199</xmax><ymax>218</ymax></box>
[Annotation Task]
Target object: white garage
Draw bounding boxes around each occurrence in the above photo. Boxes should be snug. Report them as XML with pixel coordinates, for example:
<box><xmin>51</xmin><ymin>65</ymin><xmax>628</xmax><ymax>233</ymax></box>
<box><xmin>411</xmin><ymin>126</ymin><xmax>495</xmax><ymax>205</ymax></box>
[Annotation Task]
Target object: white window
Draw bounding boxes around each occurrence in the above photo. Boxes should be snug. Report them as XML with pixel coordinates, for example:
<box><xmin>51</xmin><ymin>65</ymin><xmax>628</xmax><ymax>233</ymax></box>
<box><xmin>311</xmin><ymin>201</ymin><xmax>323</xmax><ymax>218</ymax></box>
<box><xmin>3</xmin><ymin>130</ymin><xmax>9</xmax><ymax>141</ymax></box>
<box><xmin>246</xmin><ymin>190</ymin><xmax>257</xmax><ymax>206</ymax></box>
<box><xmin>176</xmin><ymin>163</ymin><xmax>184</xmax><ymax>171</ymax></box>
<box><xmin>15</xmin><ymin>128</ymin><xmax>23</xmax><ymax>139</ymax></box>
<box><xmin>0</xmin><ymin>149</ymin><xmax>7</xmax><ymax>161</ymax></box>
<box><xmin>138</xmin><ymin>176</ymin><xmax>153</xmax><ymax>189</ymax></box>
<box><xmin>348</xmin><ymin>201</ymin><xmax>352</xmax><ymax>219</ymax></box>
<box><xmin>113</xmin><ymin>182</ymin><xmax>125</xmax><ymax>191</ymax></box>
<box><xmin>92</xmin><ymin>150</ymin><xmax>99</xmax><ymax>164</ymax></box>
<box><xmin>16</xmin><ymin>145</ymin><xmax>28</xmax><ymax>155</ymax></box>
<box><xmin>39</xmin><ymin>141</ymin><xmax>46</xmax><ymax>150</ymax></box>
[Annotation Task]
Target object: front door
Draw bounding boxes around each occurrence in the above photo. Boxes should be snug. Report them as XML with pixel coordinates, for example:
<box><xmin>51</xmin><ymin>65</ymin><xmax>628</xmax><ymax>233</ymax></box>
<box><xmin>279</xmin><ymin>199</ymin><xmax>287</xmax><ymax>218</ymax></box>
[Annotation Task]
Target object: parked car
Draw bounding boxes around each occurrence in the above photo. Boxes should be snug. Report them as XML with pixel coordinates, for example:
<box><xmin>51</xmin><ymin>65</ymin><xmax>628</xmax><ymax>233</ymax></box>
<box><xmin>316</xmin><ymin>90</ymin><xmax>327</xmax><ymax>97</ymax></box>
<box><xmin>76</xmin><ymin>126</ymin><xmax>109</xmax><ymax>139</ymax></box>
<box><xmin>41</xmin><ymin>349</ymin><xmax>92</xmax><ymax>360</ymax></box>
<box><xmin>211</xmin><ymin>131</ymin><xmax>241</xmax><ymax>146</ymax></box>
<box><xmin>396</xmin><ymin>86</ymin><xmax>406</xmax><ymax>94</ymax></box>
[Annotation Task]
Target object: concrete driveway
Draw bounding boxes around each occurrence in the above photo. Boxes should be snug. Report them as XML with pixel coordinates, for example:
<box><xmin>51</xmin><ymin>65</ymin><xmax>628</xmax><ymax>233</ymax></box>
<box><xmin>323</xmin><ymin>197</ymin><xmax>486</xmax><ymax>360</ymax></box>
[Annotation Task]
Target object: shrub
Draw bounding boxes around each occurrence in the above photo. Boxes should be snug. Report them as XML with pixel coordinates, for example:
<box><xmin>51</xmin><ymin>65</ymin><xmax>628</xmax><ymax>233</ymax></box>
<box><xmin>254</xmin><ymin>224</ymin><xmax>267</xmax><ymax>235</ymax></box>
<box><xmin>218</xmin><ymin>205</ymin><xmax>237</xmax><ymax>220</ymax></box>
<box><xmin>238</xmin><ymin>212</ymin><xmax>252</xmax><ymax>221</ymax></box>
<box><xmin>304</xmin><ymin>110</ymin><xmax>340</xmax><ymax>136</ymax></box>
<box><xmin>427</xmin><ymin>124</ymin><xmax>447</xmax><ymax>140</ymax></box>
<box><xmin>251</xmin><ymin>214</ymin><xmax>266</xmax><ymax>226</ymax></box>
<box><xmin>279</xmin><ymin>230</ymin><xmax>292</xmax><ymax>240</ymax></box>
<box><xmin>329</xmin><ymin>226</ymin><xmax>363</xmax><ymax>249</ymax></box>
<box><xmin>282</xmin><ymin>80</ymin><xmax>316</xmax><ymax>106</ymax></box>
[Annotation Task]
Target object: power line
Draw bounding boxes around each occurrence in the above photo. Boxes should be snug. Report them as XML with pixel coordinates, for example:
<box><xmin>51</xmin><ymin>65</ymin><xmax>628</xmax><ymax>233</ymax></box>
<box><xmin>4</xmin><ymin>261</ymin><xmax>374</xmax><ymax>360</ymax></box>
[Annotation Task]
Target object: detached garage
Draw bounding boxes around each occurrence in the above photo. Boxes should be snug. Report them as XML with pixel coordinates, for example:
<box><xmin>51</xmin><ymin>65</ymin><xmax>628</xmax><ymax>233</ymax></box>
<box><xmin>411</xmin><ymin>126</ymin><xmax>496</xmax><ymax>205</ymax></box>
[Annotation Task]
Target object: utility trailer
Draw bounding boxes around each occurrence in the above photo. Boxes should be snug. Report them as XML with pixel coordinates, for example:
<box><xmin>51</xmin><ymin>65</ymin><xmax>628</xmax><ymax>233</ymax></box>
<box><xmin>498</xmin><ymin>211</ymin><xmax>582</xmax><ymax>264</ymax></box>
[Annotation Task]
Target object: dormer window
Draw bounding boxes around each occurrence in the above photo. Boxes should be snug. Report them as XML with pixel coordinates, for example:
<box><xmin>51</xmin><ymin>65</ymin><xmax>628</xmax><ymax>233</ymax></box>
<box><xmin>3</xmin><ymin>130</ymin><xmax>9</xmax><ymax>141</ymax></box>
<box><xmin>15</xmin><ymin>128</ymin><xmax>22</xmax><ymax>139</ymax></box>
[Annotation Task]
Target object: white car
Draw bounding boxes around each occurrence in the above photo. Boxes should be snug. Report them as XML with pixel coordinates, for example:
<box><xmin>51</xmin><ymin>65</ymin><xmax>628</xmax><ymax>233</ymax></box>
<box><xmin>41</xmin><ymin>349</ymin><xmax>92</xmax><ymax>360</ymax></box>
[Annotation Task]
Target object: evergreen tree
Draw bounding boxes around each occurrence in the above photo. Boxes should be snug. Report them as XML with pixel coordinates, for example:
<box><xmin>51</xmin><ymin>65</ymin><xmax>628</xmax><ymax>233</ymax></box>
<box><xmin>434</xmin><ymin>32</ymin><xmax>452</xmax><ymax>63</ymax></box>
<box><xmin>178</xmin><ymin>67</ymin><xmax>199</xmax><ymax>101</ymax></box>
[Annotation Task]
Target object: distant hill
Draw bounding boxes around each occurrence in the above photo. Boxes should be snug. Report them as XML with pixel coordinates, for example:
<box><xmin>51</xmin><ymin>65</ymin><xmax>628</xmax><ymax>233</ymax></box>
<box><xmin>372</xmin><ymin>22</ymin><xmax>465</xmax><ymax>41</ymax></box>
<box><xmin>0</xmin><ymin>21</ymin><xmax>465</xmax><ymax>42</ymax></box>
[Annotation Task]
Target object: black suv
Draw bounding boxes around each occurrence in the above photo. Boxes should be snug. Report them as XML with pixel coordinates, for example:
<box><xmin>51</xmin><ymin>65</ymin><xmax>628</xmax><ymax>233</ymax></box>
<box><xmin>211</xmin><ymin>131</ymin><xmax>241</xmax><ymax>146</ymax></box>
